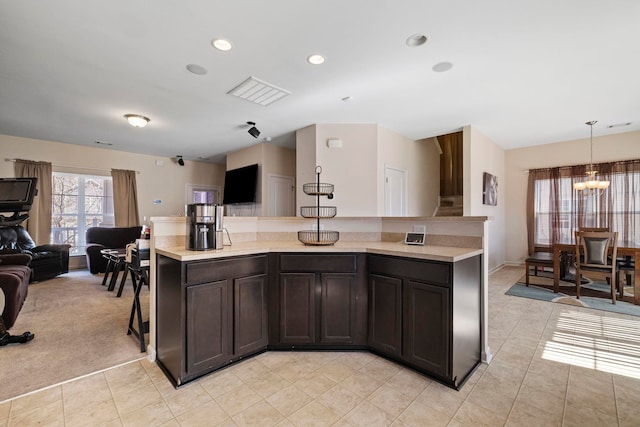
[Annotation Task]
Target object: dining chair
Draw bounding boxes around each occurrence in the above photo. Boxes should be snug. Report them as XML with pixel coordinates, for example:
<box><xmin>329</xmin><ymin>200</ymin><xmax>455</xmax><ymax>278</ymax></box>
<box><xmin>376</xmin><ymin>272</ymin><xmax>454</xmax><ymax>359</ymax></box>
<box><xmin>578</xmin><ymin>227</ymin><xmax>610</xmax><ymax>232</ymax></box>
<box><xmin>574</xmin><ymin>230</ymin><xmax>618</xmax><ymax>304</ymax></box>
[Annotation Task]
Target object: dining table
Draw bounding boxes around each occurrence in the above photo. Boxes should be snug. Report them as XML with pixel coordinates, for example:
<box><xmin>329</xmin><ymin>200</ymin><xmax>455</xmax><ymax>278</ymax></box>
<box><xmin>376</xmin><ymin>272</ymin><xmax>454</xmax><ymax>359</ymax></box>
<box><xmin>553</xmin><ymin>240</ymin><xmax>640</xmax><ymax>305</ymax></box>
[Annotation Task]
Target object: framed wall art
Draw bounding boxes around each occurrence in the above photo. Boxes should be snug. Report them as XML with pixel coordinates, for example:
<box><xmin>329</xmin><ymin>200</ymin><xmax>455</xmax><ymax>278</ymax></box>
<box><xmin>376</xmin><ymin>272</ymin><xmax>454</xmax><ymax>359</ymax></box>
<box><xmin>483</xmin><ymin>172</ymin><xmax>497</xmax><ymax>206</ymax></box>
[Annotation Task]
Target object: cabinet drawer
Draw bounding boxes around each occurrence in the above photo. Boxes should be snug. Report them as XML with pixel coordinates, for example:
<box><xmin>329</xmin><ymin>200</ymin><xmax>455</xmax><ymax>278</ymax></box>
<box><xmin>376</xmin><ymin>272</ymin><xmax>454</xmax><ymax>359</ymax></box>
<box><xmin>186</xmin><ymin>255</ymin><xmax>267</xmax><ymax>285</ymax></box>
<box><xmin>280</xmin><ymin>254</ymin><xmax>356</xmax><ymax>273</ymax></box>
<box><xmin>368</xmin><ymin>255</ymin><xmax>450</xmax><ymax>286</ymax></box>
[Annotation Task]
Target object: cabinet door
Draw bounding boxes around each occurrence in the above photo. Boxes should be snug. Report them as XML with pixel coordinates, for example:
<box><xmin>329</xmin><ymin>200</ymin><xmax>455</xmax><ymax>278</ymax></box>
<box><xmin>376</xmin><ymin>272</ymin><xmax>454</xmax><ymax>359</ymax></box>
<box><xmin>320</xmin><ymin>273</ymin><xmax>356</xmax><ymax>344</ymax></box>
<box><xmin>368</xmin><ymin>274</ymin><xmax>402</xmax><ymax>357</ymax></box>
<box><xmin>186</xmin><ymin>280</ymin><xmax>232</xmax><ymax>376</ymax></box>
<box><xmin>403</xmin><ymin>280</ymin><xmax>450</xmax><ymax>378</ymax></box>
<box><xmin>234</xmin><ymin>274</ymin><xmax>268</xmax><ymax>356</ymax></box>
<box><xmin>279</xmin><ymin>273</ymin><xmax>316</xmax><ymax>344</ymax></box>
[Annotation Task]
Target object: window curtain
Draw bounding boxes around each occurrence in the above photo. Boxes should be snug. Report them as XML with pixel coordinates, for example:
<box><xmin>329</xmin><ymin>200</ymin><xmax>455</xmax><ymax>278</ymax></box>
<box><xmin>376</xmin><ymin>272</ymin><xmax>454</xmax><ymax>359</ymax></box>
<box><xmin>14</xmin><ymin>159</ymin><xmax>52</xmax><ymax>245</ymax></box>
<box><xmin>111</xmin><ymin>169</ymin><xmax>140</xmax><ymax>227</ymax></box>
<box><xmin>527</xmin><ymin>159</ymin><xmax>640</xmax><ymax>255</ymax></box>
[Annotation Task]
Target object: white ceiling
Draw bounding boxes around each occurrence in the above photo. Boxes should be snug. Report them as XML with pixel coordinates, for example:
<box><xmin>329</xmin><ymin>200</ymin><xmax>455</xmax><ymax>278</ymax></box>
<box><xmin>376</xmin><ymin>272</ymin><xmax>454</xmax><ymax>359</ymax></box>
<box><xmin>1</xmin><ymin>1</ymin><xmax>639</xmax><ymax>163</ymax></box>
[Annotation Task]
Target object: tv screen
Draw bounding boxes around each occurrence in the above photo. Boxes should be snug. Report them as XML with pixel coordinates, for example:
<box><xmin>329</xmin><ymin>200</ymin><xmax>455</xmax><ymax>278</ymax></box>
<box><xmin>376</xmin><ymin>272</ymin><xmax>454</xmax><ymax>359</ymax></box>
<box><xmin>0</xmin><ymin>177</ymin><xmax>38</xmax><ymax>211</ymax></box>
<box><xmin>222</xmin><ymin>164</ymin><xmax>258</xmax><ymax>204</ymax></box>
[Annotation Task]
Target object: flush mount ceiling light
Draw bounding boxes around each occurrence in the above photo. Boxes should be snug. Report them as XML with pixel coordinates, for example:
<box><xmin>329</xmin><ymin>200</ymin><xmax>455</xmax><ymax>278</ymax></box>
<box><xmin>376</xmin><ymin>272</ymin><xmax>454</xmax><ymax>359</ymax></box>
<box><xmin>247</xmin><ymin>121</ymin><xmax>260</xmax><ymax>138</ymax></box>
<box><xmin>211</xmin><ymin>38</ymin><xmax>232</xmax><ymax>51</ymax></box>
<box><xmin>228</xmin><ymin>76</ymin><xmax>291</xmax><ymax>106</ymax></box>
<box><xmin>406</xmin><ymin>33</ymin><xmax>428</xmax><ymax>47</ymax></box>
<box><xmin>124</xmin><ymin>114</ymin><xmax>150</xmax><ymax>128</ymax></box>
<box><xmin>307</xmin><ymin>54</ymin><xmax>326</xmax><ymax>65</ymax></box>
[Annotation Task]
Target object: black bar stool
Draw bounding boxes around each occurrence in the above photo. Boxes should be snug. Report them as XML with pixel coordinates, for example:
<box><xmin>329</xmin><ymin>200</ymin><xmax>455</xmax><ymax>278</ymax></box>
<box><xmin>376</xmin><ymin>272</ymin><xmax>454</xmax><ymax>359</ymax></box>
<box><xmin>127</xmin><ymin>264</ymin><xmax>149</xmax><ymax>352</ymax></box>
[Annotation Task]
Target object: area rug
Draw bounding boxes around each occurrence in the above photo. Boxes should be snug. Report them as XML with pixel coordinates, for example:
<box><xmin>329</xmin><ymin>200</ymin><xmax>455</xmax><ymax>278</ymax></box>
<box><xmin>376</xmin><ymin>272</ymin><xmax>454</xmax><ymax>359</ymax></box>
<box><xmin>506</xmin><ymin>272</ymin><xmax>640</xmax><ymax>317</ymax></box>
<box><xmin>0</xmin><ymin>270</ymin><xmax>148</xmax><ymax>402</ymax></box>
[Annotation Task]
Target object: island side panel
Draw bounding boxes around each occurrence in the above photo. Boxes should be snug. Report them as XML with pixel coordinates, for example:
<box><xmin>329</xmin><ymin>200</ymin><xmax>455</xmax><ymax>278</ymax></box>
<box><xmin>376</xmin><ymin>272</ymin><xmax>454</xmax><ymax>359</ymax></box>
<box><xmin>156</xmin><ymin>254</ymin><xmax>184</xmax><ymax>386</ymax></box>
<box><xmin>451</xmin><ymin>254</ymin><xmax>482</xmax><ymax>387</ymax></box>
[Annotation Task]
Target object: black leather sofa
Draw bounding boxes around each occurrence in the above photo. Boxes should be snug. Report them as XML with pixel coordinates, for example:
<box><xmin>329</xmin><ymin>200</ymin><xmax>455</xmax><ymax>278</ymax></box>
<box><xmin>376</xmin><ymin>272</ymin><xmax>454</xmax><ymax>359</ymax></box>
<box><xmin>0</xmin><ymin>226</ymin><xmax>70</xmax><ymax>282</ymax></box>
<box><xmin>85</xmin><ymin>226</ymin><xmax>142</xmax><ymax>274</ymax></box>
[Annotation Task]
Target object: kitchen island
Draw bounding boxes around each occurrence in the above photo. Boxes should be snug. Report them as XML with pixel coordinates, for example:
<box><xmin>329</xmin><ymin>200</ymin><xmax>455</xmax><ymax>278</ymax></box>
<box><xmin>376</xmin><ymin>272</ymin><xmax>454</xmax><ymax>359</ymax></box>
<box><xmin>155</xmin><ymin>241</ymin><xmax>482</xmax><ymax>390</ymax></box>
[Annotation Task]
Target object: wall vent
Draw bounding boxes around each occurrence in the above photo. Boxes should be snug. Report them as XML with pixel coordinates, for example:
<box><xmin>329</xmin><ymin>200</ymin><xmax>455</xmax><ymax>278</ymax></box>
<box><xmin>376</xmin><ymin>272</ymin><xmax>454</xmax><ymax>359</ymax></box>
<box><xmin>227</xmin><ymin>76</ymin><xmax>291</xmax><ymax>106</ymax></box>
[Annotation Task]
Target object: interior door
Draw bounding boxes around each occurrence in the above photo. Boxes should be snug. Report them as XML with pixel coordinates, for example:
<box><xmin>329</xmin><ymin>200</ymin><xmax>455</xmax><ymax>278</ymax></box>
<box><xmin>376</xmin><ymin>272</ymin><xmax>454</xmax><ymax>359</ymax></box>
<box><xmin>268</xmin><ymin>174</ymin><xmax>295</xmax><ymax>216</ymax></box>
<box><xmin>384</xmin><ymin>166</ymin><xmax>407</xmax><ymax>216</ymax></box>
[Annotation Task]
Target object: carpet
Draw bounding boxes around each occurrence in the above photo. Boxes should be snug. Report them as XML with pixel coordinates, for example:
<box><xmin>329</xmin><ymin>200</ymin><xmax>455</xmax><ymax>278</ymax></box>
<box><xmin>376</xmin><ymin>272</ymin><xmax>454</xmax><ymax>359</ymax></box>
<box><xmin>0</xmin><ymin>270</ymin><xmax>148</xmax><ymax>402</ymax></box>
<box><xmin>506</xmin><ymin>272</ymin><xmax>640</xmax><ymax>317</ymax></box>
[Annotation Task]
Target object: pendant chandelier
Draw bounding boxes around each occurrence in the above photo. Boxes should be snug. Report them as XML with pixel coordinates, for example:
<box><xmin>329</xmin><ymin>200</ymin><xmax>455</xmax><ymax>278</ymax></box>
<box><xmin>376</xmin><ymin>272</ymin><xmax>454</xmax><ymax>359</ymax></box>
<box><xmin>573</xmin><ymin>121</ymin><xmax>610</xmax><ymax>192</ymax></box>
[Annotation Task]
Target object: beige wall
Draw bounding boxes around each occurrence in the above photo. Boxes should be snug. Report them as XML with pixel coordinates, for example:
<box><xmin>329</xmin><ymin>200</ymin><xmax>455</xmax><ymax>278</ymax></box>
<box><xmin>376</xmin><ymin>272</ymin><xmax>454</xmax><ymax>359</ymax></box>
<box><xmin>0</xmin><ymin>134</ymin><xmax>225</xmax><ymax>222</ymax></box>
<box><xmin>315</xmin><ymin>124</ymin><xmax>379</xmax><ymax>216</ymax></box>
<box><xmin>464</xmin><ymin>125</ymin><xmax>506</xmax><ymax>272</ymax></box>
<box><xmin>297</xmin><ymin>124</ymin><xmax>438</xmax><ymax>217</ymax></box>
<box><xmin>504</xmin><ymin>130</ymin><xmax>640</xmax><ymax>264</ymax></box>
<box><xmin>377</xmin><ymin>128</ymin><xmax>440</xmax><ymax>216</ymax></box>
<box><xmin>225</xmin><ymin>142</ymin><xmax>296</xmax><ymax>216</ymax></box>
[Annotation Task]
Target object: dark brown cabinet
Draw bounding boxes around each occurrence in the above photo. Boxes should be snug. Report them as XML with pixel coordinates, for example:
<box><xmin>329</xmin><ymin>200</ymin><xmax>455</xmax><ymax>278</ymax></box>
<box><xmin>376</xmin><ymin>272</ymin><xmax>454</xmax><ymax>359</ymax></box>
<box><xmin>157</xmin><ymin>254</ymin><xmax>268</xmax><ymax>386</ymax></box>
<box><xmin>367</xmin><ymin>254</ymin><xmax>481</xmax><ymax>389</ymax></box>
<box><xmin>274</xmin><ymin>254</ymin><xmax>366</xmax><ymax>347</ymax></box>
<box><xmin>186</xmin><ymin>280</ymin><xmax>232</xmax><ymax>375</ymax></box>
<box><xmin>368</xmin><ymin>274</ymin><xmax>402</xmax><ymax>357</ymax></box>
<box><xmin>156</xmin><ymin>249</ymin><xmax>480</xmax><ymax>390</ymax></box>
<box><xmin>234</xmin><ymin>274</ymin><xmax>269</xmax><ymax>356</ymax></box>
<box><xmin>403</xmin><ymin>280</ymin><xmax>450</xmax><ymax>377</ymax></box>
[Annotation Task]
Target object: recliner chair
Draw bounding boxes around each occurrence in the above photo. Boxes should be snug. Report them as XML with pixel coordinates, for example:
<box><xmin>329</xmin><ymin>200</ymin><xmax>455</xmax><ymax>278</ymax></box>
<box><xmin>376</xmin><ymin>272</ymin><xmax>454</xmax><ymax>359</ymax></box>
<box><xmin>0</xmin><ymin>226</ymin><xmax>70</xmax><ymax>282</ymax></box>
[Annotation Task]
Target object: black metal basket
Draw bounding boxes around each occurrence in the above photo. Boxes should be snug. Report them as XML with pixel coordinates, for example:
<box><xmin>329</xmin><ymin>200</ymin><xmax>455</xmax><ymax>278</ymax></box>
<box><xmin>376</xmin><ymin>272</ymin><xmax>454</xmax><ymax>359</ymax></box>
<box><xmin>303</xmin><ymin>182</ymin><xmax>334</xmax><ymax>195</ymax></box>
<box><xmin>300</xmin><ymin>206</ymin><xmax>337</xmax><ymax>218</ymax></box>
<box><xmin>297</xmin><ymin>230</ymin><xmax>340</xmax><ymax>246</ymax></box>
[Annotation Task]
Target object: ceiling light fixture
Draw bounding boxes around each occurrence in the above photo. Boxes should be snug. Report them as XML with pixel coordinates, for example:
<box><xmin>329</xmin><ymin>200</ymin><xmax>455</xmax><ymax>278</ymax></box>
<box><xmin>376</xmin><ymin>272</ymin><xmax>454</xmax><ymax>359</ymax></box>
<box><xmin>176</xmin><ymin>155</ymin><xmax>185</xmax><ymax>166</ymax></box>
<box><xmin>212</xmin><ymin>38</ymin><xmax>232</xmax><ymax>51</ymax></box>
<box><xmin>406</xmin><ymin>33</ymin><xmax>428</xmax><ymax>47</ymax></box>
<box><xmin>573</xmin><ymin>121</ymin><xmax>610</xmax><ymax>194</ymax></box>
<box><xmin>307</xmin><ymin>54</ymin><xmax>325</xmax><ymax>65</ymax></box>
<box><xmin>124</xmin><ymin>114</ymin><xmax>150</xmax><ymax>128</ymax></box>
<box><xmin>247</xmin><ymin>121</ymin><xmax>260</xmax><ymax>138</ymax></box>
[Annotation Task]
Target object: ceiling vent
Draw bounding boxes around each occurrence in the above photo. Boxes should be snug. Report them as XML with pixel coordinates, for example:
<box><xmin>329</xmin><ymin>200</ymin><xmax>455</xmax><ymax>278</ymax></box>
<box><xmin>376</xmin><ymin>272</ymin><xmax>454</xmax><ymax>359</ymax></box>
<box><xmin>227</xmin><ymin>76</ymin><xmax>291</xmax><ymax>106</ymax></box>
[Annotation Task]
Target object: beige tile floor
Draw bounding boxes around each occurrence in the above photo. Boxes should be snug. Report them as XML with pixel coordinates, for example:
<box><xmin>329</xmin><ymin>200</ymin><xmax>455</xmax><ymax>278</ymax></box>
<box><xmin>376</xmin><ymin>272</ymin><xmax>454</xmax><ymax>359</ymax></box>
<box><xmin>1</xmin><ymin>265</ymin><xmax>640</xmax><ymax>426</ymax></box>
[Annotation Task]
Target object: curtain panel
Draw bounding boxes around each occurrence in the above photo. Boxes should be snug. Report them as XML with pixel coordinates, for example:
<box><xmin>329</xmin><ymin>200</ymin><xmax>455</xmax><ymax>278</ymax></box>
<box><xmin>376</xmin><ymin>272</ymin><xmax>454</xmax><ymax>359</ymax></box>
<box><xmin>111</xmin><ymin>169</ymin><xmax>140</xmax><ymax>227</ymax></box>
<box><xmin>527</xmin><ymin>159</ymin><xmax>640</xmax><ymax>255</ymax></box>
<box><xmin>14</xmin><ymin>159</ymin><xmax>52</xmax><ymax>245</ymax></box>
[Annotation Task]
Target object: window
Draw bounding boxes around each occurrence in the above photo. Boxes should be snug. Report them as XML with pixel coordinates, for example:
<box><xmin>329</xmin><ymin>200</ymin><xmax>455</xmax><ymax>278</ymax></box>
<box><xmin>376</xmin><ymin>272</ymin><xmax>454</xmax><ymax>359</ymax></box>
<box><xmin>185</xmin><ymin>184</ymin><xmax>220</xmax><ymax>206</ymax></box>
<box><xmin>52</xmin><ymin>172</ymin><xmax>114</xmax><ymax>255</ymax></box>
<box><xmin>528</xmin><ymin>160</ymin><xmax>640</xmax><ymax>251</ymax></box>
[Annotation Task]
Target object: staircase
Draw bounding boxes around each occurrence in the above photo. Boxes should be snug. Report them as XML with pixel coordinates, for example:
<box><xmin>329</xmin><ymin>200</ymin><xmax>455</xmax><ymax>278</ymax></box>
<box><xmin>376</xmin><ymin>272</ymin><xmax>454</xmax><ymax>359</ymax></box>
<box><xmin>434</xmin><ymin>195</ymin><xmax>463</xmax><ymax>217</ymax></box>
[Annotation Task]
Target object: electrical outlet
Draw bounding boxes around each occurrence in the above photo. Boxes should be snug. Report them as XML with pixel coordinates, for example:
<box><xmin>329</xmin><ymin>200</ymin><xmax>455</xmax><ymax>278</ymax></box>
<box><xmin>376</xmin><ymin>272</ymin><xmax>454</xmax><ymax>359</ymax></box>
<box><xmin>412</xmin><ymin>224</ymin><xmax>426</xmax><ymax>233</ymax></box>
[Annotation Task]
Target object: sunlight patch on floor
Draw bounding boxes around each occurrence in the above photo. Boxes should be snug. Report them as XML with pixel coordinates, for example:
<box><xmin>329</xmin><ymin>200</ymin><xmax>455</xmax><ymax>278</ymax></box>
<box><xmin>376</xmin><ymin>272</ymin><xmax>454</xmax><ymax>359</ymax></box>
<box><xmin>542</xmin><ymin>310</ymin><xmax>640</xmax><ymax>379</ymax></box>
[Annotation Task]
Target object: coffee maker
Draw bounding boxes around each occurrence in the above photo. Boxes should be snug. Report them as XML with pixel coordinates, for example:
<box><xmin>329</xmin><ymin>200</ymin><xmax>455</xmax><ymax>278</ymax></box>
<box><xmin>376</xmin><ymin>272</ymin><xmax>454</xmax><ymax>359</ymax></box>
<box><xmin>186</xmin><ymin>203</ymin><xmax>224</xmax><ymax>250</ymax></box>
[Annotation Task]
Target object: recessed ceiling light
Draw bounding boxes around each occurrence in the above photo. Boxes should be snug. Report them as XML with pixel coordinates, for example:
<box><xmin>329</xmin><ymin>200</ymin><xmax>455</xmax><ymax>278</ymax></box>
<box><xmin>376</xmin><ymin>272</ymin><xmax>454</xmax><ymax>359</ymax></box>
<box><xmin>212</xmin><ymin>38</ymin><xmax>232</xmax><ymax>51</ymax></box>
<box><xmin>124</xmin><ymin>114</ymin><xmax>150</xmax><ymax>128</ymax></box>
<box><xmin>342</xmin><ymin>96</ymin><xmax>354</xmax><ymax>102</ymax></box>
<box><xmin>186</xmin><ymin>64</ymin><xmax>208</xmax><ymax>75</ymax></box>
<box><xmin>307</xmin><ymin>54</ymin><xmax>326</xmax><ymax>65</ymax></box>
<box><xmin>406</xmin><ymin>34</ymin><xmax>428</xmax><ymax>47</ymax></box>
<box><xmin>432</xmin><ymin>62</ymin><xmax>453</xmax><ymax>72</ymax></box>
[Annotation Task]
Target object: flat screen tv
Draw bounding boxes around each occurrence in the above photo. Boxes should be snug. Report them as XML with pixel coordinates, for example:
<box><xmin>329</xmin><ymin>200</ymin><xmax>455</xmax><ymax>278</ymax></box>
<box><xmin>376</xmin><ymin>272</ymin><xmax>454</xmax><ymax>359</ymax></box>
<box><xmin>0</xmin><ymin>177</ymin><xmax>38</xmax><ymax>211</ymax></box>
<box><xmin>222</xmin><ymin>164</ymin><xmax>258</xmax><ymax>205</ymax></box>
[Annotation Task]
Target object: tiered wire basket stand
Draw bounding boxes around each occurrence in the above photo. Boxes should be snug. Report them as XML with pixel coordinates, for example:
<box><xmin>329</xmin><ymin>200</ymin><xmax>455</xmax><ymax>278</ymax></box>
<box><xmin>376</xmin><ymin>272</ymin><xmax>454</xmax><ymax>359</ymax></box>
<box><xmin>298</xmin><ymin>166</ymin><xmax>340</xmax><ymax>246</ymax></box>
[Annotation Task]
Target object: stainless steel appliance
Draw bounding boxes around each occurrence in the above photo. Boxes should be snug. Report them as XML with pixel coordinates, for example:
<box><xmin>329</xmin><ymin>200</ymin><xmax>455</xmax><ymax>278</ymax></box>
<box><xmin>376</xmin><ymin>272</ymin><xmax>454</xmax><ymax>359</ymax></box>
<box><xmin>186</xmin><ymin>204</ymin><xmax>224</xmax><ymax>250</ymax></box>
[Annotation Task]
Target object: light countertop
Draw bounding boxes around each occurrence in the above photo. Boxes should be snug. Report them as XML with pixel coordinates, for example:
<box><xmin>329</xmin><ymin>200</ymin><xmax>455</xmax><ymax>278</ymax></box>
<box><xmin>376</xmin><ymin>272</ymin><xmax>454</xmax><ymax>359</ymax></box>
<box><xmin>155</xmin><ymin>241</ymin><xmax>482</xmax><ymax>263</ymax></box>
